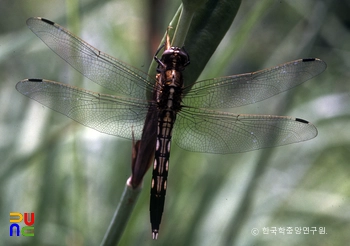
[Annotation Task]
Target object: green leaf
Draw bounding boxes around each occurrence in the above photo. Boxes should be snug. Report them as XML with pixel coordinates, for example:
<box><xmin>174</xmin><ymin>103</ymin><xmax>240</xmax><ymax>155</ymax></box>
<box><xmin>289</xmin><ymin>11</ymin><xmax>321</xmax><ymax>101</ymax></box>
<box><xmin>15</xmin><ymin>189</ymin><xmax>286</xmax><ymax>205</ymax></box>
<box><xmin>183</xmin><ymin>0</ymin><xmax>242</xmax><ymax>87</ymax></box>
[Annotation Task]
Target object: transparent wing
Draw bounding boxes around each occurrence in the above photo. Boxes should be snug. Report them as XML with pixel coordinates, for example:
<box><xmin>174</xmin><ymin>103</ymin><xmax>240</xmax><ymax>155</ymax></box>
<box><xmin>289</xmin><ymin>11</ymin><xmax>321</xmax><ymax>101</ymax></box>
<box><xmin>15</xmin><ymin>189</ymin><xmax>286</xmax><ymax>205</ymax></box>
<box><xmin>26</xmin><ymin>17</ymin><xmax>154</xmax><ymax>99</ymax></box>
<box><xmin>174</xmin><ymin>107</ymin><xmax>317</xmax><ymax>153</ymax></box>
<box><xmin>183</xmin><ymin>58</ymin><xmax>326</xmax><ymax>109</ymax></box>
<box><xmin>16</xmin><ymin>79</ymin><xmax>150</xmax><ymax>139</ymax></box>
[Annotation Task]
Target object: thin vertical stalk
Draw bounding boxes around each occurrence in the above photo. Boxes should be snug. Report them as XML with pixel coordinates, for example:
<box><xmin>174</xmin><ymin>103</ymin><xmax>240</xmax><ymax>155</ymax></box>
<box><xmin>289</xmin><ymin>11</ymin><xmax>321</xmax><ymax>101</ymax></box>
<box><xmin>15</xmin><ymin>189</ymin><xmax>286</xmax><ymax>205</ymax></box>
<box><xmin>100</xmin><ymin>179</ymin><xmax>142</xmax><ymax>246</ymax></box>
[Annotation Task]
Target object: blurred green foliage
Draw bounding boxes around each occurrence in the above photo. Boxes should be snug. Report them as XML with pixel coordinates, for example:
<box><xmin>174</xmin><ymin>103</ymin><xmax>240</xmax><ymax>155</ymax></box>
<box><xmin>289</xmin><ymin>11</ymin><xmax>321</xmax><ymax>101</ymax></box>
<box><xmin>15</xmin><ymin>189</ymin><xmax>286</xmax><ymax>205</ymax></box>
<box><xmin>0</xmin><ymin>0</ymin><xmax>349</xmax><ymax>245</ymax></box>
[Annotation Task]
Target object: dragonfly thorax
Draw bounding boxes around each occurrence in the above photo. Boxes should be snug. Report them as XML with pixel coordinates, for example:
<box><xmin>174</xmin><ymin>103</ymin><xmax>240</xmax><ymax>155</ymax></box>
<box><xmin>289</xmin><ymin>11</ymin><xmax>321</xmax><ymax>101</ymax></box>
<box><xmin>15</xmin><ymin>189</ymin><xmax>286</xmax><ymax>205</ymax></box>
<box><xmin>154</xmin><ymin>46</ymin><xmax>190</xmax><ymax>112</ymax></box>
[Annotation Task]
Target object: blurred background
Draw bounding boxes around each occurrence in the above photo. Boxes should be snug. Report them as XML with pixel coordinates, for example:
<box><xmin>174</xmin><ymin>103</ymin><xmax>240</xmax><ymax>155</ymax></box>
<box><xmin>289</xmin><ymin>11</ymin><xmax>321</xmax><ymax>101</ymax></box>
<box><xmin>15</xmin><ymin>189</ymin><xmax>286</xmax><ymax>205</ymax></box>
<box><xmin>1</xmin><ymin>0</ymin><xmax>349</xmax><ymax>245</ymax></box>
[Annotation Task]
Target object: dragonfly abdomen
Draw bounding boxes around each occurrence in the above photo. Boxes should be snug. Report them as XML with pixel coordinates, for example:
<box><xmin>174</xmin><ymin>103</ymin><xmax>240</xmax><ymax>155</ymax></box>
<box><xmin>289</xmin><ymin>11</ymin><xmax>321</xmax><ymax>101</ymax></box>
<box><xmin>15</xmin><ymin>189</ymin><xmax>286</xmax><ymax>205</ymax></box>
<box><xmin>150</xmin><ymin>84</ymin><xmax>182</xmax><ymax>239</ymax></box>
<box><xmin>150</xmin><ymin>108</ymin><xmax>175</xmax><ymax>239</ymax></box>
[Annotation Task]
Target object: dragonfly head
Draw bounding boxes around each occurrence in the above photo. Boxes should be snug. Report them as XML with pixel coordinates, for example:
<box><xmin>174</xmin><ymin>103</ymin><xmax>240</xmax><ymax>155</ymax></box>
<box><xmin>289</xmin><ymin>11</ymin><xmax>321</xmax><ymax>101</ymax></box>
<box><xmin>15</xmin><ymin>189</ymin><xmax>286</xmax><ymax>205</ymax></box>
<box><xmin>160</xmin><ymin>47</ymin><xmax>190</xmax><ymax>71</ymax></box>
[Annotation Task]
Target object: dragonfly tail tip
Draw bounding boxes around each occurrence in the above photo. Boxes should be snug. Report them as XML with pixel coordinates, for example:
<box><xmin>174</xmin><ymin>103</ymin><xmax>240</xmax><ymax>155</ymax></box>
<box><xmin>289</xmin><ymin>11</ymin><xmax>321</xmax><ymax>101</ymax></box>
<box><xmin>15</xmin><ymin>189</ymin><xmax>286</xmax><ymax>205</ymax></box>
<box><xmin>152</xmin><ymin>230</ymin><xmax>159</xmax><ymax>240</ymax></box>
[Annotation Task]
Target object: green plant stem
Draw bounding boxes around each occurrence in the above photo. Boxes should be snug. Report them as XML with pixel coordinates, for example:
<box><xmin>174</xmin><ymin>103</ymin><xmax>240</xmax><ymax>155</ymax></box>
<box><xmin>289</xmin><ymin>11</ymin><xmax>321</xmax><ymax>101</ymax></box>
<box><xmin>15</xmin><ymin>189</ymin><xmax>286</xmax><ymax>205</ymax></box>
<box><xmin>147</xmin><ymin>5</ymin><xmax>182</xmax><ymax>80</ymax></box>
<box><xmin>100</xmin><ymin>179</ymin><xmax>142</xmax><ymax>246</ymax></box>
<box><xmin>172</xmin><ymin>4</ymin><xmax>195</xmax><ymax>47</ymax></box>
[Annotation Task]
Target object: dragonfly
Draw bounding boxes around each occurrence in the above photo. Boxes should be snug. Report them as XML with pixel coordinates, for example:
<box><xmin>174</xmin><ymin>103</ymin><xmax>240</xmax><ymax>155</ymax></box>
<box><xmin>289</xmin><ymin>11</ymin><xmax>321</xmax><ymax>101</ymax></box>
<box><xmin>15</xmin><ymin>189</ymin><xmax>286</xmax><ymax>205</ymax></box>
<box><xmin>16</xmin><ymin>17</ymin><xmax>326</xmax><ymax>239</ymax></box>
